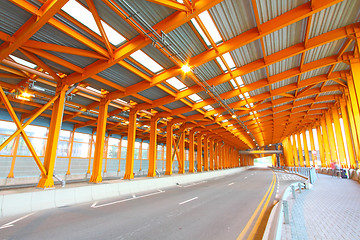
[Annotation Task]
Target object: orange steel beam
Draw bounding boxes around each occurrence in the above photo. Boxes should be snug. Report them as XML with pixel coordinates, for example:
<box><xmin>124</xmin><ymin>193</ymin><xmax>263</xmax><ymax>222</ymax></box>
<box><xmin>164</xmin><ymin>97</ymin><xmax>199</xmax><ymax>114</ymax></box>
<box><xmin>124</xmin><ymin>108</ymin><xmax>139</xmax><ymax>179</ymax></box>
<box><xmin>145</xmin><ymin>0</ymin><xmax>188</xmax><ymax>11</ymax></box>
<box><xmin>147</xmin><ymin>116</ymin><xmax>158</xmax><ymax>177</ymax></box>
<box><xmin>0</xmin><ymin>0</ymin><xmax>69</xmax><ymax>61</ymax></box>
<box><xmin>65</xmin><ymin>0</ymin><xmax>225</xmax><ymax>86</ymax></box>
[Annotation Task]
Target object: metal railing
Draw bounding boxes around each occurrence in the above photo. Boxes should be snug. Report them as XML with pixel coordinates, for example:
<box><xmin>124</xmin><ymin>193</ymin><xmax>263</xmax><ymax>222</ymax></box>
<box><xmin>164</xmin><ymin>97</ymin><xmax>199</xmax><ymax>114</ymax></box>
<box><xmin>287</xmin><ymin>167</ymin><xmax>317</xmax><ymax>184</ymax></box>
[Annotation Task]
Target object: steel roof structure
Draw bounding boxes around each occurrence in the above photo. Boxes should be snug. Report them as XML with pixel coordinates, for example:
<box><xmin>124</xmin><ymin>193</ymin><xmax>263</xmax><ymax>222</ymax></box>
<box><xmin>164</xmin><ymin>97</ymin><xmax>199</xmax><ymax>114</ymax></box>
<box><xmin>0</xmin><ymin>0</ymin><xmax>359</xmax><ymax>153</ymax></box>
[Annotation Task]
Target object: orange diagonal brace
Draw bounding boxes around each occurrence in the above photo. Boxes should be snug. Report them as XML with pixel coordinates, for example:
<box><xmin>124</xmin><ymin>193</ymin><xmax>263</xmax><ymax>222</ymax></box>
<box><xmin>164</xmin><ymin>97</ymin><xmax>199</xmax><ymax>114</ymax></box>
<box><xmin>145</xmin><ymin>0</ymin><xmax>187</xmax><ymax>11</ymax></box>
<box><xmin>0</xmin><ymin>0</ymin><xmax>69</xmax><ymax>61</ymax></box>
<box><xmin>0</xmin><ymin>85</ymin><xmax>50</xmax><ymax>176</ymax></box>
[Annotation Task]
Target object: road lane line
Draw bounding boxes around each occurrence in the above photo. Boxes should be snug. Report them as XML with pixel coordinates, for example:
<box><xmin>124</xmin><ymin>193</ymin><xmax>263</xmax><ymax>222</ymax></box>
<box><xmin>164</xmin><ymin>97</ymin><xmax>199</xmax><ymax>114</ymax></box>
<box><xmin>92</xmin><ymin>190</ymin><xmax>164</xmax><ymax>208</ymax></box>
<box><xmin>236</xmin><ymin>172</ymin><xmax>276</xmax><ymax>240</ymax></box>
<box><xmin>228</xmin><ymin>182</ymin><xmax>234</xmax><ymax>186</ymax></box>
<box><xmin>179</xmin><ymin>197</ymin><xmax>198</xmax><ymax>205</ymax></box>
<box><xmin>248</xmin><ymin>174</ymin><xmax>277</xmax><ymax>239</ymax></box>
<box><xmin>0</xmin><ymin>212</ymin><xmax>35</xmax><ymax>230</ymax></box>
<box><xmin>182</xmin><ymin>181</ymin><xmax>206</xmax><ymax>188</ymax></box>
<box><xmin>244</xmin><ymin>177</ymin><xmax>247</xmax><ymax>179</ymax></box>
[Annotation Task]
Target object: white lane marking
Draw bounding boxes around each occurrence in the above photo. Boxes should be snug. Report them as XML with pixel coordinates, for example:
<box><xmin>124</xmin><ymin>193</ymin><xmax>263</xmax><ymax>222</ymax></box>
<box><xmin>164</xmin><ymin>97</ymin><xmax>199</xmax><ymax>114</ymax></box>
<box><xmin>228</xmin><ymin>182</ymin><xmax>234</xmax><ymax>186</ymax></box>
<box><xmin>244</xmin><ymin>177</ymin><xmax>248</xmax><ymax>179</ymax></box>
<box><xmin>181</xmin><ymin>181</ymin><xmax>207</xmax><ymax>188</ymax></box>
<box><xmin>0</xmin><ymin>212</ymin><xmax>35</xmax><ymax>229</ymax></box>
<box><xmin>91</xmin><ymin>190</ymin><xmax>164</xmax><ymax>208</ymax></box>
<box><xmin>179</xmin><ymin>197</ymin><xmax>198</xmax><ymax>205</ymax></box>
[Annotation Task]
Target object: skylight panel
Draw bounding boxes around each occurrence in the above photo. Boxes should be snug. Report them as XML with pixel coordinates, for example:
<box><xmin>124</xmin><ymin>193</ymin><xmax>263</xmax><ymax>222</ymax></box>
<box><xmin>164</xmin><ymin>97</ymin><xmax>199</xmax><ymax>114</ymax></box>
<box><xmin>101</xmin><ymin>21</ymin><xmax>126</xmax><ymax>45</ymax></box>
<box><xmin>239</xmin><ymin>94</ymin><xmax>245</xmax><ymax>100</ymax></box>
<box><xmin>10</xmin><ymin>55</ymin><xmax>36</xmax><ymax>69</ymax></box>
<box><xmin>198</xmin><ymin>11</ymin><xmax>222</xmax><ymax>44</ymax></box>
<box><xmin>250</xmin><ymin>102</ymin><xmax>254</xmax><ymax>107</ymax></box>
<box><xmin>166</xmin><ymin>77</ymin><xmax>187</xmax><ymax>91</ymax></box>
<box><xmin>86</xmin><ymin>86</ymin><xmax>101</xmax><ymax>94</ymax></box>
<box><xmin>130</xmin><ymin>50</ymin><xmax>164</xmax><ymax>73</ymax></box>
<box><xmin>203</xmin><ymin>105</ymin><xmax>214</xmax><ymax>111</ymax></box>
<box><xmin>244</xmin><ymin>92</ymin><xmax>250</xmax><ymax>98</ymax></box>
<box><xmin>191</xmin><ymin>19</ymin><xmax>211</xmax><ymax>46</ymax></box>
<box><xmin>230</xmin><ymin>79</ymin><xmax>238</xmax><ymax>89</ymax></box>
<box><xmin>235</xmin><ymin>76</ymin><xmax>245</xmax><ymax>87</ymax></box>
<box><xmin>62</xmin><ymin>0</ymin><xmax>125</xmax><ymax>45</ymax></box>
<box><xmin>188</xmin><ymin>94</ymin><xmax>202</xmax><ymax>103</ymax></box>
<box><xmin>245</xmin><ymin>104</ymin><xmax>250</xmax><ymax>108</ymax></box>
<box><xmin>216</xmin><ymin>57</ymin><xmax>227</xmax><ymax>72</ymax></box>
<box><xmin>223</xmin><ymin>53</ymin><xmax>236</xmax><ymax>69</ymax></box>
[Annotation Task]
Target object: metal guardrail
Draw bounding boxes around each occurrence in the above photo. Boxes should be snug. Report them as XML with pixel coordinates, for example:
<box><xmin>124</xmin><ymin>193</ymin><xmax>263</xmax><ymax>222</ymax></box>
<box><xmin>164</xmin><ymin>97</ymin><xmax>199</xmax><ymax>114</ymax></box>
<box><xmin>287</xmin><ymin>167</ymin><xmax>317</xmax><ymax>184</ymax></box>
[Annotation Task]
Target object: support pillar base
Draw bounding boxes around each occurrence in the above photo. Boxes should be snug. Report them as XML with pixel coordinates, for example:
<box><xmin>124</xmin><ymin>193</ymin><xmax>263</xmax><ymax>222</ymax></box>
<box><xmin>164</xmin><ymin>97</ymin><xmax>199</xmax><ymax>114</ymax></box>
<box><xmin>37</xmin><ymin>176</ymin><xmax>54</xmax><ymax>189</ymax></box>
<box><xmin>123</xmin><ymin>173</ymin><xmax>134</xmax><ymax>180</ymax></box>
<box><xmin>89</xmin><ymin>174</ymin><xmax>102</xmax><ymax>183</ymax></box>
<box><xmin>147</xmin><ymin>172</ymin><xmax>156</xmax><ymax>177</ymax></box>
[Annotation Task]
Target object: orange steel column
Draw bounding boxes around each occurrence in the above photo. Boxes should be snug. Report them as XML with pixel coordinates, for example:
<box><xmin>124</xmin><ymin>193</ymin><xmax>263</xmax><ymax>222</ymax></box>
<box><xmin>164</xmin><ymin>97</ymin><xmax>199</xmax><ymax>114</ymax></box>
<box><xmin>291</xmin><ymin>134</ymin><xmax>298</xmax><ymax>167</ymax></box>
<box><xmin>350</xmin><ymin>60</ymin><xmax>360</xmax><ymax>105</ymax></box>
<box><xmin>296</xmin><ymin>133</ymin><xmax>304</xmax><ymax>167</ymax></box>
<box><xmin>38</xmin><ymin>86</ymin><xmax>67</xmax><ymax>188</ymax></box>
<box><xmin>203</xmin><ymin>136</ymin><xmax>209</xmax><ymax>171</ymax></box>
<box><xmin>316</xmin><ymin>125</ymin><xmax>326</xmax><ymax>167</ymax></box>
<box><xmin>340</xmin><ymin>98</ymin><xmax>357</xmax><ymax>168</ymax></box>
<box><xmin>346</xmin><ymin>79</ymin><xmax>360</xmax><ymax>145</ymax></box>
<box><xmin>214</xmin><ymin>141</ymin><xmax>219</xmax><ymax>169</ymax></box>
<box><xmin>90</xmin><ymin>98</ymin><xmax>111</xmax><ymax>182</ymax></box>
<box><xmin>332</xmin><ymin>106</ymin><xmax>347</xmax><ymax>168</ymax></box>
<box><xmin>308</xmin><ymin>127</ymin><xmax>316</xmax><ymax>167</ymax></box>
<box><xmin>178</xmin><ymin>128</ymin><xmax>185</xmax><ymax>174</ymax></box>
<box><xmin>196</xmin><ymin>133</ymin><xmax>203</xmax><ymax>172</ymax></box>
<box><xmin>148</xmin><ymin>117</ymin><xmax>158</xmax><ymax>177</ymax></box>
<box><xmin>124</xmin><ymin>108</ymin><xmax>139</xmax><ymax>180</ymax></box>
<box><xmin>320</xmin><ymin>118</ymin><xmax>332</xmax><ymax>167</ymax></box>
<box><xmin>345</xmin><ymin>92</ymin><xmax>360</xmax><ymax>163</ymax></box>
<box><xmin>189</xmin><ymin>129</ymin><xmax>195</xmax><ymax>173</ymax></box>
<box><xmin>165</xmin><ymin>121</ymin><xmax>174</xmax><ymax>175</ymax></box>
<box><xmin>302</xmin><ymin>130</ymin><xmax>310</xmax><ymax>167</ymax></box>
<box><xmin>325</xmin><ymin>111</ymin><xmax>338</xmax><ymax>164</ymax></box>
<box><xmin>209</xmin><ymin>138</ymin><xmax>214</xmax><ymax>170</ymax></box>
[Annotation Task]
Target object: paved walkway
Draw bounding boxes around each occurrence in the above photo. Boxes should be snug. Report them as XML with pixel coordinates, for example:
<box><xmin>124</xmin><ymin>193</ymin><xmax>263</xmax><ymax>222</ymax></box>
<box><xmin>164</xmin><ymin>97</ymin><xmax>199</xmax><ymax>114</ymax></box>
<box><xmin>281</xmin><ymin>174</ymin><xmax>360</xmax><ymax>240</ymax></box>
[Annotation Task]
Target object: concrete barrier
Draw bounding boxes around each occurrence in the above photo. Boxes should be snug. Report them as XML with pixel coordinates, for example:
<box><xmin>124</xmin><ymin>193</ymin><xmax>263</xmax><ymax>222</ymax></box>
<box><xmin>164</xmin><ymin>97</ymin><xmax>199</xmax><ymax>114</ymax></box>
<box><xmin>0</xmin><ymin>167</ymin><xmax>249</xmax><ymax>218</ymax></box>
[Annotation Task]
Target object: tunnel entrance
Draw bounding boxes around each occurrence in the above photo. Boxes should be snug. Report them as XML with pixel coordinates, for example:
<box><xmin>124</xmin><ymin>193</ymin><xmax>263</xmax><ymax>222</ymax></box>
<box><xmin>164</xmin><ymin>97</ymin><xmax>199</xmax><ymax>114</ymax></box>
<box><xmin>254</xmin><ymin>156</ymin><xmax>272</xmax><ymax>168</ymax></box>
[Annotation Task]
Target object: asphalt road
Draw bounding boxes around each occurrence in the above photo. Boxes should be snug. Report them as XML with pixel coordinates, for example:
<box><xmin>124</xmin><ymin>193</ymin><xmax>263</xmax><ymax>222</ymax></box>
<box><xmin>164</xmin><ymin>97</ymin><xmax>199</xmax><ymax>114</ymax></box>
<box><xmin>0</xmin><ymin>168</ymin><xmax>305</xmax><ymax>240</ymax></box>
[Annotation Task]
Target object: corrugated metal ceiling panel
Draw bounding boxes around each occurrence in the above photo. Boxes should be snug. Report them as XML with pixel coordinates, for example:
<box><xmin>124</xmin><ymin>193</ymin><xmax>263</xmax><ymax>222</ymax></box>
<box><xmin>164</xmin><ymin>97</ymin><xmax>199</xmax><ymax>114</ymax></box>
<box><xmin>163</xmin><ymin>101</ymin><xmax>187</xmax><ymax>110</ymax></box>
<box><xmin>301</xmin><ymin>66</ymin><xmax>331</xmax><ymax>80</ymax></box>
<box><xmin>137</xmin><ymin>86</ymin><xmax>169</xmax><ymax>101</ymax></box>
<box><xmin>242</xmin><ymin>68</ymin><xmax>267</xmax><ymax>85</ymax></box>
<box><xmin>45</xmin><ymin>50</ymin><xmax>98</xmax><ymax>69</ymax></box>
<box><xmin>37</xmin><ymin>55</ymin><xmax>75</xmax><ymax>74</ymax></box>
<box><xmin>214</xmin><ymin>82</ymin><xmax>232</xmax><ymax>95</ymax></box>
<box><xmin>309</xmin><ymin>0</ymin><xmax>360</xmax><ymax>38</ymax></box>
<box><xmin>194</xmin><ymin>60</ymin><xmax>223</xmax><ymax>82</ymax></box>
<box><xmin>232</xmin><ymin>40</ymin><xmax>263</xmax><ymax>67</ymax></box>
<box><xmin>333</xmin><ymin>62</ymin><xmax>350</xmax><ymax>72</ymax></box>
<box><xmin>142</xmin><ymin>45</ymin><xmax>176</xmax><ymax>70</ymax></box>
<box><xmin>268</xmin><ymin>54</ymin><xmax>301</xmax><ymax>76</ymax></box>
<box><xmin>271</xmin><ymin>76</ymin><xmax>298</xmax><ymax>90</ymax></box>
<box><xmin>97</xmin><ymin>64</ymin><xmax>144</xmax><ymax>87</ymax></box>
<box><xmin>264</xmin><ymin>19</ymin><xmax>306</xmax><ymax>56</ymax></box>
<box><xmin>256</xmin><ymin>0</ymin><xmax>307</xmax><ymax>24</ymax></box>
<box><xmin>318</xmin><ymin>90</ymin><xmax>342</xmax><ymax>97</ymax></box>
<box><xmin>182</xmin><ymin>110</ymin><xmax>199</xmax><ymax>117</ymax></box>
<box><xmin>210</xmin><ymin>0</ymin><xmax>256</xmax><ymax>40</ymax></box>
<box><xmin>0</xmin><ymin>1</ymin><xmax>32</xmax><ymax>36</ymax></box>
<box><xmin>168</xmin><ymin>23</ymin><xmax>207</xmax><ymax>60</ymax></box>
<box><xmin>250</xmin><ymin>85</ymin><xmax>269</xmax><ymax>97</ymax></box>
<box><xmin>304</xmin><ymin>39</ymin><xmax>344</xmax><ymax>64</ymax></box>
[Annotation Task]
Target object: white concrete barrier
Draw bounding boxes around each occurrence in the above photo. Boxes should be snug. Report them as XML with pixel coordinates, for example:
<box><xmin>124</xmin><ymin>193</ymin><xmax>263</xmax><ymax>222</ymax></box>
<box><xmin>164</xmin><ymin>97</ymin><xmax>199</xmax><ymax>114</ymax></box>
<box><xmin>0</xmin><ymin>167</ymin><xmax>249</xmax><ymax>218</ymax></box>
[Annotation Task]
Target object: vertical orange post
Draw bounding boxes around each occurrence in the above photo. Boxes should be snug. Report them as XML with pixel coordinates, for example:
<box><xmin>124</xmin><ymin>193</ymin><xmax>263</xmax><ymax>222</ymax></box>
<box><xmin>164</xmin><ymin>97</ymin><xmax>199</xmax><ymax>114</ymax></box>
<box><xmin>197</xmin><ymin>133</ymin><xmax>202</xmax><ymax>172</ymax></box>
<box><xmin>316</xmin><ymin>125</ymin><xmax>326</xmax><ymax>167</ymax></box>
<box><xmin>37</xmin><ymin>86</ymin><xmax>67</xmax><ymax>188</ymax></box>
<box><xmin>302</xmin><ymin>130</ymin><xmax>310</xmax><ymax>167</ymax></box>
<box><xmin>340</xmin><ymin>98</ymin><xmax>357</xmax><ymax>168</ymax></box>
<box><xmin>165</xmin><ymin>121</ymin><xmax>174</xmax><ymax>175</ymax></box>
<box><xmin>90</xmin><ymin>98</ymin><xmax>110</xmax><ymax>183</ymax></box>
<box><xmin>103</xmin><ymin>135</ymin><xmax>109</xmax><ymax>174</ymax></box>
<box><xmin>214</xmin><ymin>141</ymin><xmax>219</xmax><ymax>169</ymax></box>
<box><xmin>308</xmin><ymin>127</ymin><xmax>316</xmax><ymax>167</ymax></box>
<box><xmin>291</xmin><ymin>134</ymin><xmax>298</xmax><ymax>167</ymax></box>
<box><xmin>346</xmin><ymin>79</ymin><xmax>360</xmax><ymax>146</ymax></box>
<box><xmin>117</xmin><ymin>136</ymin><xmax>122</xmax><ymax>173</ymax></box>
<box><xmin>189</xmin><ymin>129</ymin><xmax>195</xmax><ymax>173</ymax></box>
<box><xmin>345</xmin><ymin>92</ymin><xmax>360</xmax><ymax>165</ymax></box>
<box><xmin>325</xmin><ymin>111</ymin><xmax>338</xmax><ymax>164</ymax></box>
<box><xmin>209</xmin><ymin>138</ymin><xmax>214</xmax><ymax>170</ymax></box>
<box><xmin>124</xmin><ymin>108</ymin><xmax>139</xmax><ymax>179</ymax></box>
<box><xmin>296</xmin><ymin>133</ymin><xmax>304</xmax><ymax>167</ymax></box>
<box><xmin>332</xmin><ymin>106</ymin><xmax>347</xmax><ymax>168</ymax></box>
<box><xmin>178</xmin><ymin>129</ymin><xmax>185</xmax><ymax>174</ymax></box>
<box><xmin>203</xmin><ymin>136</ymin><xmax>209</xmax><ymax>171</ymax></box>
<box><xmin>320</xmin><ymin>118</ymin><xmax>332</xmax><ymax>167</ymax></box>
<box><xmin>148</xmin><ymin>117</ymin><xmax>158</xmax><ymax>177</ymax></box>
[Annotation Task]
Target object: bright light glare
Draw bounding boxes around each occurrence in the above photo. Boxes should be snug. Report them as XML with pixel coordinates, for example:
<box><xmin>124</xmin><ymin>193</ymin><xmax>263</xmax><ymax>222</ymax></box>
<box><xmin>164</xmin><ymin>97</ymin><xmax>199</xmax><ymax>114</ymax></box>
<box><xmin>62</xmin><ymin>0</ymin><xmax>125</xmax><ymax>45</ymax></box>
<box><xmin>10</xmin><ymin>55</ymin><xmax>36</xmax><ymax>69</ymax></box>
<box><xmin>130</xmin><ymin>50</ymin><xmax>164</xmax><ymax>73</ymax></box>
<box><xmin>86</xmin><ymin>86</ymin><xmax>101</xmax><ymax>94</ymax></box>
<box><xmin>199</xmin><ymin>11</ymin><xmax>222</xmax><ymax>44</ymax></box>
<box><xmin>166</xmin><ymin>77</ymin><xmax>187</xmax><ymax>90</ymax></box>
<box><xmin>216</xmin><ymin>57</ymin><xmax>227</xmax><ymax>72</ymax></box>
<box><xmin>232</xmin><ymin>114</ymin><xmax>237</xmax><ymax>118</ymax></box>
<box><xmin>203</xmin><ymin>105</ymin><xmax>214</xmax><ymax>111</ymax></box>
<box><xmin>188</xmin><ymin>94</ymin><xmax>202</xmax><ymax>102</ymax></box>
<box><xmin>191</xmin><ymin>19</ymin><xmax>211</xmax><ymax>46</ymax></box>
<box><xmin>223</xmin><ymin>53</ymin><xmax>236</xmax><ymax>69</ymax></box>
<box><xmin>235</xmin><ymin>76</ymin><xmax>245</xmax><ymax>87</ymax></box>
<box><xmin>21</xmin><ymin>92</ymin><xmax>31</xmax><ymax>98</ymax></box>
<box><xmin>244</xmin><ymin>92</ymin><xmax>250</xmax><ymax>98</ymax></box>
<box><xmin>181</xmin><ymin>65</ymin><xmax>191</xmax><ymax>73</ymax></box>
